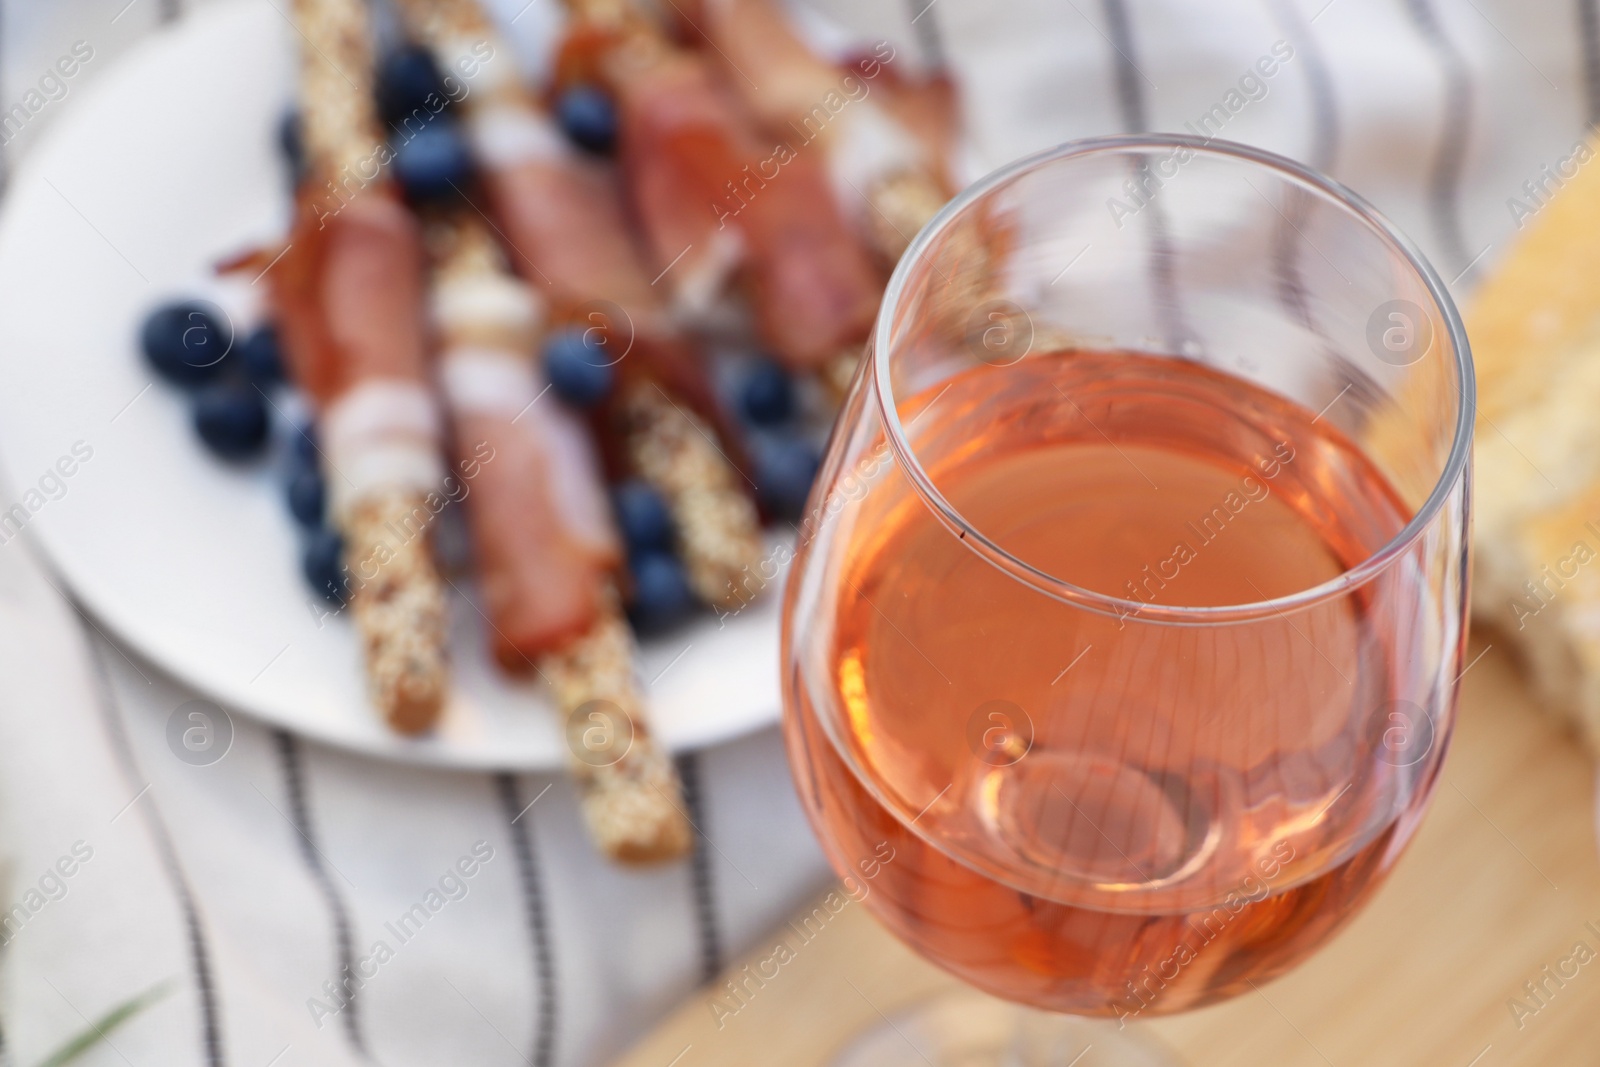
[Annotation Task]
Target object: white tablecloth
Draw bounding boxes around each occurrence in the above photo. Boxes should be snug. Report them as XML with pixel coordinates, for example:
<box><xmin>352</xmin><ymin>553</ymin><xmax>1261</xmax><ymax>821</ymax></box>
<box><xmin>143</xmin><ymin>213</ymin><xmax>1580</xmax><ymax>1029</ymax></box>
<box><xmin>0</xmin><ymin>0</ymin><xmax>1589</xmax><ymax>1063</ymax></box>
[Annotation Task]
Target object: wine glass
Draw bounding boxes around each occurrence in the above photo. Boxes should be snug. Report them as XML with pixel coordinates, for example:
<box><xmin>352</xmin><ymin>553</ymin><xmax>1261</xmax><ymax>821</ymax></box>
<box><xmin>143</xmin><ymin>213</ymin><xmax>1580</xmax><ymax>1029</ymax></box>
<box><xmin>781</xmin><ymin>135</ymin><xmax>1472</xmax><ymax>1063</ymax></box>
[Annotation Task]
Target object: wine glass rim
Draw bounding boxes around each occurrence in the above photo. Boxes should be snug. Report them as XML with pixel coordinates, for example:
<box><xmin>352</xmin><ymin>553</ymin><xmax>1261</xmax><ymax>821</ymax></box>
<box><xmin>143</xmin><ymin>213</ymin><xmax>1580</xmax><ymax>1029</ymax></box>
<box><xmin>871</xmin><ymin>133</ymin><xmax>1475</xmax><ymax>624</ymax></box>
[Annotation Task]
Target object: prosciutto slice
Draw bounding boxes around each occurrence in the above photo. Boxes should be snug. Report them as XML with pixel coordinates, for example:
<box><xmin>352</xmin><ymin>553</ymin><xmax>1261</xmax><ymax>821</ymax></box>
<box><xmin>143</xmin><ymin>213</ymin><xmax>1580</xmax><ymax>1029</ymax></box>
<box><xmin>674</xmin><ymin>0</ymin><xmax>961</xmax><ymax>260</ymax></box>
<box><xmin>429</xmin><ymin>229</ymin><xmax>621</xmax><ymax>666</ymax></box>
<box><xmin>470</xmin><ymin>98</ymin><xmax>747</xmax><ymax>463</ymax></box>
<box><xmin>559</xmin><ymin>24</ymin><xmax>881</xmax><ymax>369</ymax></box>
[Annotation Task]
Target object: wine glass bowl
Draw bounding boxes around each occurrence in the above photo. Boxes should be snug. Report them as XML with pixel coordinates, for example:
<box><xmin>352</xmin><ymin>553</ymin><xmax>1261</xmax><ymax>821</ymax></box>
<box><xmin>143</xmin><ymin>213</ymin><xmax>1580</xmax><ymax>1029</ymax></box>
<box><xmin>780</xmin><ymin>136</ymin><xmax>1472</xmax><ymax>1021</ymax></box>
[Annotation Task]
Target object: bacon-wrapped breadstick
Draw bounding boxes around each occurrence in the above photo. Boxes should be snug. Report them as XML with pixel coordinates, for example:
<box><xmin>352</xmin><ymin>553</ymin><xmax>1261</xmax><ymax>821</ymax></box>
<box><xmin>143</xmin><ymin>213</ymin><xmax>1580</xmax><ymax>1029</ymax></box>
<box><xmin>556</xmin><ymin>0</ymin><xmax>881</xmax><ymax>374</ymax></box>
<box><xmin>672</xmin><ymin>0</ymin><xmax>960</xmax><ymax>266</ymax></box>
<box><xmin>669</xmin><ymin>0</ymin><xmax>963</xmax><ymax>396</ymax></box>
<box><xmin>428</xmin><ymin>215</ymin><xmax>690</xmax><ymax>862</ymax></box>
<box><xmin>393</xmin><ymin>0</ymin><xmax>763</xmax><ymax>609</ymax></box>
<box><xmin>271</xmin><ymin>0</ymin><xmax>449</xmax><ymax>733</ymax></box>
<box><xmin>428</xmin><ymin>220</ymin><xmax>615</xmax><ymax>658</ymax></box>
<box><xmin>608</xmin><ymin>373</ymin><xmax>762</xmax><ymax>608</ymax></box>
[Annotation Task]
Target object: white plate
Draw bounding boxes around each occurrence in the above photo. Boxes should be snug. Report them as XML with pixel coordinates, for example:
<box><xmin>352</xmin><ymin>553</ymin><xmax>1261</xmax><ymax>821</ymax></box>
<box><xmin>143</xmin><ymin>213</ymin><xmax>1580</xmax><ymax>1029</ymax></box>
<box><xmin>0</xmin><ymin>0</ymin><xmax>784</xmax><ymax>769</ymax></box>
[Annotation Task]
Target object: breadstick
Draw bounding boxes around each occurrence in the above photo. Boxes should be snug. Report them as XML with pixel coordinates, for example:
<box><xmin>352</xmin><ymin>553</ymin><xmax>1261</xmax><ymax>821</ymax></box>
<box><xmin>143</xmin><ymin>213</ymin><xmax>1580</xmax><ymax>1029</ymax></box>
<box><xmin>665</xmin><ymin>0</ymin><xmax>962</xmax><ymax>396</ymax></box>
<box><xmin>613</xmin><ymin>381</ymin><xmax>762</xmax><ymax>608</ymax></box>
<box><xmin>421</xmin><ymin>110</ymin><xmax>691</xmax><ymax>864</ymax></box>
<box><xmin>394</xmin><ymin>0</ymin><xmax>763</xmax><ymax>608</ymax></box>
<box><xmin>540</xmin><ymin>590</ymin><xmax>694</xmax><ymax>863</ymax></box>
<box><xmin>274</xmin><ymin>0</ymin><xmax>450</xmax><ymax>733</ymax></box>
<box><xmin>672</xmin><ymin>0</ymin><xmax>957</xmax><ymax>265</ymax></box>
<box><xmin>557</xmin><ymin>0</ymin><xmax>882</xmax><ymax>372</ymax></box>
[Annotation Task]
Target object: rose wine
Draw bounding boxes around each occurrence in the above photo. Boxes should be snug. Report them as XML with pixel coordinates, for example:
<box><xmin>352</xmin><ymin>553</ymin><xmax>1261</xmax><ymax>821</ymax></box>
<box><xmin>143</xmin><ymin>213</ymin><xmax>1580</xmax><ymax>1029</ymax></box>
<box><xmin>784</xmin><ymin>350</ymin><xmax>1453</xmax><ymax>1018</ymax></box>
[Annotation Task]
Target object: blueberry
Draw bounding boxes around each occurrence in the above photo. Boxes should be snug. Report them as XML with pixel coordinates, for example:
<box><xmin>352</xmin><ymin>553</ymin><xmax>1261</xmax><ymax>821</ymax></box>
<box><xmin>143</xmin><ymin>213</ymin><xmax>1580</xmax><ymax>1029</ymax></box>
<box><xmin>377</xmin><ymin>44</ymin><xmax>449</xmax><ymax>128</ymax></box>
<box><xmin>286</xmin><ymin>465</ymin><xmax>326</xmax><ymax>528</ymax></box>
<box><xmin>738</xmin><ymin>358</ymin><xmax>795</xmax><ymax>426</ymax></box>
<box><xmin>556</xmin><ymin>85</ymin><xmax>618</xmax><ymax>155</ymax></box>
<box><xmin>392</xmin><ymin>118</ymin><xmax>473</xmax><ymax>204</ymax></box>
<box><xmin>629</xmin><ymin>551</ymin><xmax>696</xmax><ymax>631</ymax></box>
<box><xmin>239</xmin><ymin>325</ymin><xmax>285</xmax><ymax>386</ymax></box>
<box><xmin>303</xmin><ymin>527</ymin><xmax>349</xmax><ymax>605</ymax></box>
<box><xmin>290</xmin><ymin>423</ymin><xmax>320</xmax><ymax>466</ymax></box>
<box><xmin>755</xmin><ymin>434</ymin><xmax>822</xmax><ymax>520</ymax></box>
<box><xmin>613</xmin><ymin>480</ymin><xmax>674</xmax><ymax>554</ymax></box>
<box><xmin>278</xmin><ymin>109</ymin><xmax>307</xmax><ymax>186</ymax></box>
<box><xmin>192</xmin><ymin>382</ymin><xmax>270</xmax><ymax>460</ymax></box>
<box><xmin>141</xmin><ymin>301</ymin><xmax>232</xmax><ymax>388</ymax></box>
<box><xmin>543</xmin><ymin>327</ymin><xmax>614</xmax><ymax>408</ymax></box>
<box><xmin>431</xmin><ymin>500</ymin><xmax>474</xmax><ymax>575</ymax></box>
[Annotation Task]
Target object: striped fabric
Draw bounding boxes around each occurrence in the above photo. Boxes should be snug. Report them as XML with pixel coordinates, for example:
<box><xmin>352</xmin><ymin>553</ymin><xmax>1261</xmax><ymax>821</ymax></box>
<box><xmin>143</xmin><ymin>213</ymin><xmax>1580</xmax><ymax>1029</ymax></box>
<box><xmin>0</xmin><ymin>534</ymin><xmax>824</xmax><ymax>1066</ymax></box>
<box><xmin>0</xmin><ymin>0</ymin><xmax>1594</xmax><ymax>1064</ymax></box>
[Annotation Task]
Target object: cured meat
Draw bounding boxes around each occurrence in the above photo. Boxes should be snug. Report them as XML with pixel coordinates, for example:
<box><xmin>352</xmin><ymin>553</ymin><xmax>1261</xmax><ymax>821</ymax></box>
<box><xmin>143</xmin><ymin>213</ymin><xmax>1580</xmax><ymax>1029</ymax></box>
<box><xmin>673</xmin><ymin>0</ymin><xmax>960</xmax><ymax>263</ymax></box>
<box><xmin>269</xmin><ymin>0</ymin><xmax>450</xmax><ymax>734</ymax></box>
<box><xmin>406</xmin><ymin>3</ymin><xmax>763</xmax><ymax>604</ymax></box>
<box><xmin>471</xmin><ymin>107</ymin><xmax>744</xmax><ymax>452</ymax></box>
<box><xmin>429</xmin><ymin>221</ymin><xmax>616</xmax><ymax>665</ymax></box>
<box><xmin>558</xmin><ymin>14</ymin><xmax>881</xmax><ymax>369</ymax></box>
<box><xmin>393</xmin><ymin>0</ymin><xmax>693</xmax><ymax>864</ymax></box>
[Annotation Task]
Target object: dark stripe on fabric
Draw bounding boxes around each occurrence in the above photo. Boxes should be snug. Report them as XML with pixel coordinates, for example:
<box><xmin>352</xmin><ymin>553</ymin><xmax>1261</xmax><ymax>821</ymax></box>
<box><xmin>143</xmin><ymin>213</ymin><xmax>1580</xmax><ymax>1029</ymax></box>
<box><xmin>677</xmin><ymin>753</ymin><xmax>723</xmax><ymax>984</ymax></box>
<box><xmin>904</xmin><ymin>0</ymin><xmax>948</xmax><ymax>72</ymax></box>
<box><xmin>1580</xmin><ymin>0</ymin><xmax>1600</xmax><ymax>126</ymax></box>
<box><xmin>1271</xmin><ymin>192</ymin><xmax>1317</xmax><ymax>331</ymax></box>
<box><xmin>1269</xmin><ymin>1</ymin><xmax>1382</xmax><ymax>422</ymax></box>
<box><xmin>1271</xmin><ymin>0</ymin><xmax>1339</xmax><ymax>330</ymax></box>
<box><xmin>82</xmin><ymin>624</ymin><xmax>226</xmax><ymax>1067</ymax></box>
<box><xmin>1099</xmin><ymin>0</ymin><xmax>1189</xmax><ymax>352</ymax></box>
<box><xmin>1403</xmin><ymin>0</ymin><xmax>1475</xmax><ymax>277</ymax></box>
<box><xmin>1100</xmin><ymin>0</ymin><xmax>1150</xmax><ymax>133</ymax></box>
<box><xmin>0</xmin><ymin>0</ymin><xmax>8</xmax><ymax>197</ymax></box>
<box><xmin>1274</xmin><ymin>0</ymin><xmax>1339</xmax><ymax>173</ymax></box>
<box><xmin>495</xmin><ymin>776</ymin><xmax>557</xmax><ymax>1067</ymax></box>
<box><xmin>272</xmin><ymin>731</ymin><xmax>368</xmax><ymax>1059</ymax></box>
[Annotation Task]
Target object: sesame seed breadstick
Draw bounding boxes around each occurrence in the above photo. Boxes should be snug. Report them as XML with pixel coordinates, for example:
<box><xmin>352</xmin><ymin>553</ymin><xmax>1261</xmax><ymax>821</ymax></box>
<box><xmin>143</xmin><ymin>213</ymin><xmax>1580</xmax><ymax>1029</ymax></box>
<box><xmin>427</xmin><ymin>190</ymin><xmax>692</xmax><ymax>863</ymax></box>
<box><xmin>539</xmin><ymin>590</ymin><xmax>694</xmax><ymax>863</ymax></box>
<box><xmin>389</xmin><ymin>0</ymin><xmax>491</xmax><ymax>39</ymax></box>
<box><xmin>343</xmin><ymin>490</ymin><xmax>450</xmax><ymax>734</ymax></box>
<box><xmin>283</xmin><ymin>0</ymin><xmax>450</xmax><ymax>733</ymax></box>
<box><xmin>395</xmin><ymin>0</ymin><xmax>764</xmax><ymax>612</ymax></box>
<box><xmin>292</xmin><ymin>0</ymin><xmax>384</xmax><ymax>176</ymax></box>
<box><xmin>559</xmin><ymin>0</ymin><xmax>882</xmax><ymax>372</ymax></box>
<box><xmin>616</xmin><ymin>381</ymin><xmax>763</xmax><ymax>608</ymax></box>
<box><xmin>654</xmin><ymin>0</ymin><xmax>957</xmax><ymax>266</ymax></box>
<box><xmin>864</xmin><ymin>168</ymin><xmax>951</xmax><ymax>263</ymax></box>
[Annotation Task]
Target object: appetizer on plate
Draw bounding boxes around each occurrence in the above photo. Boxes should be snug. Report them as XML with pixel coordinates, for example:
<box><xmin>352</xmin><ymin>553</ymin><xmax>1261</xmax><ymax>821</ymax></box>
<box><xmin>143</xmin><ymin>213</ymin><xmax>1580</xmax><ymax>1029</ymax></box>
<box><xmin>133</xmin><ymin>0</ymin><xmax>966</xmax><ymax>859</ymax></box>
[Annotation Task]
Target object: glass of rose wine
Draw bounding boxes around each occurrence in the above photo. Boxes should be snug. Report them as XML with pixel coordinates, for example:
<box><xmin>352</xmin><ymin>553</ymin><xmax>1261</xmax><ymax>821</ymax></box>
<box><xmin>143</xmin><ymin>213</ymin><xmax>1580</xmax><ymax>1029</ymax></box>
<box><xmin>781</xmin><ymin>135</ymin><xmax>1472</xmax><ymax>1064</ymax></box>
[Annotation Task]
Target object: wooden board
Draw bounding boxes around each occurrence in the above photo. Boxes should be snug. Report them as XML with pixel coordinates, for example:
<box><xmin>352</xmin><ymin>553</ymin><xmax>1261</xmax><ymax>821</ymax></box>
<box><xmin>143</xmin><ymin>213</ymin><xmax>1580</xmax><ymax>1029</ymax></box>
<box><xmin>610</xmin><ymin>638</ymin><xmax>1600</xmax><ymax>1066</ymax></box>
